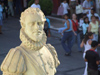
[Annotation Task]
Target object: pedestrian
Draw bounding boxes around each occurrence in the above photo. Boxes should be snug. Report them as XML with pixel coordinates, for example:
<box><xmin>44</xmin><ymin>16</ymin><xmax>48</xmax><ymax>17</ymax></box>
<box><xmin>23</xmin><ymin>0</ymin><xmax>27</xmax><ymax>9</ymax></box>
<box><xmin>44</xmin><ymin>18</ymin><xmax>51</xmax><ymax>37</ymax></box>
<box><xmin>61</xmin><ymin>0</ymin><xmax>70</xmax><ymax>16</ymax></box>
<box><xmin>31</xmin><ymin>0</ymin><xmax>41</xmax><ymax>9</ymax></box>
<box><xmin>71</xmin><ymin>13</ymin><xmax>82</xmax><ymax>52</ymax></box>
<box><xmin>88</xmin><ymin>16</ymin><xmax>99</xmax><ymax>41</ymax></box>
<box><xmin>85</xmin><ymin>41</ymin><xmax>99</xmax><ymax>75</ymax></box>
<box><xmin>75</xmin><ymin>0</ymin><xmax>83</xmax><ymax>21</ymax></box>
<box><xmin>96</xmin><ymin>17</ymin><xmax>100</xmax><ymax>43</ymax></box>
<box><xmin>79</xmin><ymin>14</ymin><xmax>87</xmax><ymax>27</ymax></box>
<box><xmin>90</xmin><ymin>0</ymin><xmax>95</xmax><ymax>8</ymax></box>
<box><xmin>82</xmin><ymin>17</ymin><xmax>90</xmax><ymax>35</ymax></box>
<box><xmin>61</xmin><ymin>14</ymin><xmax>74</xmax><ymax>56</ymax></box>
<box><xmin>87</xmin><ymin>8</ymin><xmax>100</xmax><ymax>22</ymax></box>
<box><xmin>8</xmin><ymin>0</ymin><xmax>14</xmax><ymax>16</ymax></box>
<box><xmin>80</xmin><ymin>32</ymin><xmax>93</xmax><ymax>75</ymax></box>
<box><xmin>69</xmin><ymin>0</ymin><xmax>77</xmax><ymax>17</ymax></box>
<box><xmin>0</xmin><ymin>2</ymin><xmax>3</xmax><ymax>34</ymax></box>
<box><xmin>2</xmin><ymin>2</ymin><xmax>6</xmax><ymax>19</ymax></box>
<box><xmin>83</xmin><ymin>0</ymin><xmax>91</xmax><ymax>14</ymax></box>
<box><xmin>15</xmin><ymin>0</ymin><xmax>23</xmax><ymax>15</ymax></box>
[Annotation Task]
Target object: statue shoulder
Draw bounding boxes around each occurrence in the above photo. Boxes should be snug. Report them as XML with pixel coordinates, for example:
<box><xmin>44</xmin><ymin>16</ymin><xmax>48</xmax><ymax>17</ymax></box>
<box><xmin>1</xmin><ymin>47</ymin><xmax>26</xmax><ymax>74</ymax></box>
<box><xmin>45</xmin><ymin>44</ymin><xmax>60</xmax><ymax>68</ymax></box>
<box><xmin>46</xmin><ymin>44</ymin><xmax>57</xmax><ymax>55</ymax></box>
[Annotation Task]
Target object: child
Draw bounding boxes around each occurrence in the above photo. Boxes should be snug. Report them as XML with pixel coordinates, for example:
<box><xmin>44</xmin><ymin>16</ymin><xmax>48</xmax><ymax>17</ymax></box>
<box><xmin>85</xmin><ymin>41</ymin><xmax>99</xmax><ymax>75</ymax></box>
<box><xmin>80</xmin><ymin>32</ymin><xmax>94</xmax><ymax>75</ymax></box>
<box><xmin>82</xmin><ymin>17</ymin><xmax>90</xmax><ymax>36</ymax></box>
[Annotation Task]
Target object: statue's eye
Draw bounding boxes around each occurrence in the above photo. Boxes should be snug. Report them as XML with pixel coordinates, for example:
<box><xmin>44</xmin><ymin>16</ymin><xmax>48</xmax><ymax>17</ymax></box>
<box><xmin>40</xmin><ymin>22</ymin><xmax>44</xmax><ymax>25</ymax></box>
<box><xmin>37</xmin><ymin>22</ymin><xmax>40</xmax><ymax>25</ymax></box>
<box><xmin>38</xmin><ymin>22</ymin><xmax>44</xmax><ymax>25</ymax></box>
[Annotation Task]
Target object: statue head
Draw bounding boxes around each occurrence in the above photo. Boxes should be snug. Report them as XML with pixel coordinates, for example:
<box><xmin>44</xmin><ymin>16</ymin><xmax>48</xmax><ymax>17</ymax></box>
<box><xmin>20</xmin><ymin>7</ymin><xmax>46</xmax><ymax>42</ymax></box>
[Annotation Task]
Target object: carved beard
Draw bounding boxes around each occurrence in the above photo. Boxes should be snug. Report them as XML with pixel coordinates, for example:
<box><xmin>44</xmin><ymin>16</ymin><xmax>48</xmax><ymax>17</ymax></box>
<box><xmin>20</xmin><ymin>29</ymin><xmax>47</xmax><ymax>50</ymax></box>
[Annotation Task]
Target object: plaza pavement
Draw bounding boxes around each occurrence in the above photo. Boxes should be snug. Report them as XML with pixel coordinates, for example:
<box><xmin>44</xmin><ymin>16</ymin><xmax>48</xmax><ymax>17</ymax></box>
<box><xmin>0</xmin><ymin>16</ymin><xmax>99</xmax><ymax>75</ymax></box>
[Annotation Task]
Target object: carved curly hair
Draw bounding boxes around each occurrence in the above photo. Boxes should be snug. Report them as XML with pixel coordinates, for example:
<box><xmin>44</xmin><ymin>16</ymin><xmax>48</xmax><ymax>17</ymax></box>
<box><xmin>20</xmin><ymin>7</ymin><xmax>46</xmax><ymax>29</ymax></box>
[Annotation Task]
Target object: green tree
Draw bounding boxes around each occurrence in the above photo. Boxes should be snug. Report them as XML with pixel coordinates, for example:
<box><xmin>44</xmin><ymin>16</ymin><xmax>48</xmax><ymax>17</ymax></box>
<box><xmin>28</xmin><ymin>0</ymin><xmax>53</xmax><ymax>15</ymax></box>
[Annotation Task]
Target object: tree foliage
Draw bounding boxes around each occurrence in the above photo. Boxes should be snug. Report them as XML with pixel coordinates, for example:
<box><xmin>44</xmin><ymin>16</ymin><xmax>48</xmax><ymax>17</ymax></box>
<box><xmin>28</xmin><ymin>0</ymin><xmax>53</xmax><ymax>15</ymax></box>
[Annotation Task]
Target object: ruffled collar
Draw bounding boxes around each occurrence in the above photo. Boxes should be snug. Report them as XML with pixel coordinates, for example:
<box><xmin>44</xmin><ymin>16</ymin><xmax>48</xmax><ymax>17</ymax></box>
<box><xmin>20</xmin><ymin>29</ymin><xmax>47</xmax><ymax>51</ymax></box>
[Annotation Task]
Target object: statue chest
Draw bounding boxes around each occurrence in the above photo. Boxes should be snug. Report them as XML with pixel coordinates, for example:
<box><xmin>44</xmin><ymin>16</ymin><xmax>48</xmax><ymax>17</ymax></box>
<box><xmin>22</xmin><ymin>46</ymin><xmax>56</xmax><ymax>75</ymax></box>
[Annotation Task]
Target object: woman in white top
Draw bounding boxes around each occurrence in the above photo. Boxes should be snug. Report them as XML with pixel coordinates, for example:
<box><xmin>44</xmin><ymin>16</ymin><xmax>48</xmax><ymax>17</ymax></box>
<box><xmin>61</xmin><ymin>0</ymin><xmax>70</xmax><ymax>15</ymax></box>
<box><xmin>76</xmin><ymin>0</ymin><xmax>83</xmax><ymax>21</ymax></box>
<box><xmin>80</xmin><ymin>32</ymin><xmax>93</xmax><ymax>75</ymax></box>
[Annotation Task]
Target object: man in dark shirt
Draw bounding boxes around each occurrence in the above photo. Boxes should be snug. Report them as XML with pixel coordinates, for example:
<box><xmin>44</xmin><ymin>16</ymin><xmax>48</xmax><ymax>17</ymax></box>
<box><xmin>85</xmin><ymin>41</ymin><xmax>100</xmax><ymax>75</ymax></box>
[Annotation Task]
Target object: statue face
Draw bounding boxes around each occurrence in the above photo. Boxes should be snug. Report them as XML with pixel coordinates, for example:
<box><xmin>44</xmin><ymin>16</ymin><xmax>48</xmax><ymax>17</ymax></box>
<box><xmin>24</xmin><ymin>14</ymin><xmax>44</xmax><ymax>42</ymax></box>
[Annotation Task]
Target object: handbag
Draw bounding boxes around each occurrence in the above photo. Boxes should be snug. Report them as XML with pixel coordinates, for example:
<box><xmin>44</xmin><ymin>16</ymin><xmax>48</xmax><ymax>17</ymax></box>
<box><xmin>57</xmin><ymin>5</ymin><xmax>64</xmax><ymax>15</ymax></box>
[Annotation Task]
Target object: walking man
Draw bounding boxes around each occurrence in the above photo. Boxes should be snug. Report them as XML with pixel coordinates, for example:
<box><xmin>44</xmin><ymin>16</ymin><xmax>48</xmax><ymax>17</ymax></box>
<box><xmin>85</xmin><ymin>41</ymin><xmax>100</xmax><ymax>75</ymax></box>
<box><xmin>8</xmin><ymin>0</ymin><xmax>14</xmax><ymax>16</ymax></box>
<box><xmin>31</xmin><ymin>0</ymin><xmax>41</xmax><ymax>9</ymax></box>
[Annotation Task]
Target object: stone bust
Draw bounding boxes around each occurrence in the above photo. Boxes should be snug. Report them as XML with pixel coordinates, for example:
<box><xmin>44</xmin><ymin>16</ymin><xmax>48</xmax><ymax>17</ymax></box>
<box><xmin>1</xmin><ymin>8</ymin><xmax>60</xmax><ymax>75</ymax></box>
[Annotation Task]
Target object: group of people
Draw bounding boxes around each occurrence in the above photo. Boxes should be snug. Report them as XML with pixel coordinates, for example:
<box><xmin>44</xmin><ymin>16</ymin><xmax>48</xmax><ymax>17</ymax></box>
<box><xmin>60</xmin><ymin>11</ymin><xmax>100</xmax><ymax>75</ymax></box>
<box><xmin>57</xmin><ymin>0</ymin><xmax>95</xmax><ymax>20</ymax></box>
<box><xmin>59</xmin><ymin>0</ymin><xmax>100</xmax><ymax>75</ymax></box>
<box><xmin>0</xmin><ymin>0</ymin><xmax>100</xmax><ymax>75</ymax></box>
<box><xmin>0</xmin><ymin>0</ymin><xmax>27</xmax><ymax>34</ymax></box>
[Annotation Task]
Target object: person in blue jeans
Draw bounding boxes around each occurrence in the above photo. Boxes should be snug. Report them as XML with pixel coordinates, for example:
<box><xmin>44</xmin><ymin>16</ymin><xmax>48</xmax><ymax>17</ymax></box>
<box><xmin>71</xmin><ymin>14</ymin><xmax>82</xmax><ymax>52</ymax></box>
<box><xmin>61</xmin><ymin>14</ymin><xmax>75</xmax><ymax>56</ymax></box>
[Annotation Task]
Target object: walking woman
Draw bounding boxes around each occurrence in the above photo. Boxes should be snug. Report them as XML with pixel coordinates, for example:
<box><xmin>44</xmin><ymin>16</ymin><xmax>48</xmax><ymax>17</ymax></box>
<box><xmin>80</xmin><ymin>32</ymin><xmax>93</xmax><ymax>75</ymax></box>
<box><xmin>82</xmin><ymin>17</ymin><xmax>90</xmax><ymax>36</ymax></box>
<box><xmin>61</xmin><ymin>0</ymin><xmax>70</xmax><ymax>15</ymax></box>
<box><xmin>61</xmin><ymin>14</ymin><xmax>74</xmax><ymax>56</ymax></box>
<box><xmin>57</xmin><ymin>0</ymin><xmax>70</xmax><ymax>17</ymax></box>
<box><xmin>71</xmin><ymin>13</ymin><xmax>82</xmax><ymax>52</ymax></box>
<box><xmin>88</xmin><ymin>16</ymin><xmax>99</xmax><ymax>41</ymax></box>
